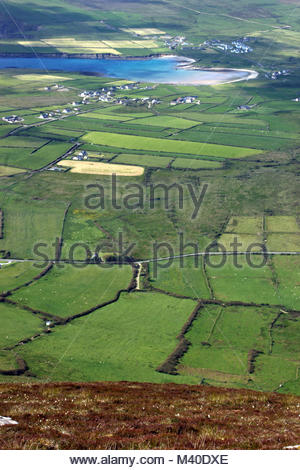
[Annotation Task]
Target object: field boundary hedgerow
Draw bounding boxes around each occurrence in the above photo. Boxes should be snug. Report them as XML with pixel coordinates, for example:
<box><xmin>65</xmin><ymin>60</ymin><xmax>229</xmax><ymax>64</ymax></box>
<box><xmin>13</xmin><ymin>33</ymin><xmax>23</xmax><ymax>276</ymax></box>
<box><xmin>0</xmin><ymin>208</ymin><xmax>3</xmax><ymax>239</ymax></box>
<box><xmin>0</xmin><ymin>354</ymin><xmax>28</xmax><ymax>376</ymax></box>
<box><xmin>1</xmin><ymin>262</ymin><xmax>54</xmax><ymax>296</ymax></box>
<box><xmin>156</xmin><ymin>301</ymin><xmax>204</xmax><ymax>375</ymax></box>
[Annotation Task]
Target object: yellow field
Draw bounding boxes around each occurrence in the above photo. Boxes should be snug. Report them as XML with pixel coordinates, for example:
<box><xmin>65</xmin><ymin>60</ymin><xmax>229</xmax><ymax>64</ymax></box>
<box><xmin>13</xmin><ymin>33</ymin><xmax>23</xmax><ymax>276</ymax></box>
<box><xmin>103</xmin><ymin>40</ymin><xmax>158</xmax><ymax>49</ymax></box>
<box><xmin>58</xmin><ymin>47</ymin><xmax>120</xmax><ymax>54</ymax></box>
<box><xmin>43</xmin><ymin>38</ymin><xmax>120</xmax><ymax>54</ymax></box>
<box><xmin>14</xmin><ymin>74</ymin><xmax>72</xmax><ymax>82</ymax></box>
<box><xmin>40</xmin><ymin>37</ymin><xmax>157</xmax><ymax>53</ymax></box>
<box><xmin>0</xmin><ymin>165</ymin><xmax>25</xmax><ymax>176</ymax></box>
<box><xmin>132</xmin><ymin>40</ymin><xmax>160</xmax><ymax>48</ymax></box>
<box><xmin>106</xmin><ymin>80</ymin><xmax>134</xmax><ymax>85</ymax></box>
<box><xmin>18</xmin><ymin>40</ymin><xmax>48</xmax><ymax>47</ymax></box>
<box><xmin>43</xmin><ymin>37</ymin><xmax>76</xmax><ymax>45</ymax></box>
<box><xmin>58</xmin><ymin>160</ymin><xmax>144</xmax><ymax>176</ymax></box>
<box><xmin>122</xmin><ymin>28</ymin><xmax>166</xmax><ymax>35</ymax></box>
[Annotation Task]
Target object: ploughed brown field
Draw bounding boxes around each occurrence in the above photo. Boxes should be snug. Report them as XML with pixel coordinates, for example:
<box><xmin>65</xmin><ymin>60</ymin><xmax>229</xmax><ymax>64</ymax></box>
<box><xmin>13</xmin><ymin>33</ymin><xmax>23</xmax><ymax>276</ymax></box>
<box><xmin>0</xmin><ymin>382</ymin><xmax>299</xmax><ymax>450</ymax></box>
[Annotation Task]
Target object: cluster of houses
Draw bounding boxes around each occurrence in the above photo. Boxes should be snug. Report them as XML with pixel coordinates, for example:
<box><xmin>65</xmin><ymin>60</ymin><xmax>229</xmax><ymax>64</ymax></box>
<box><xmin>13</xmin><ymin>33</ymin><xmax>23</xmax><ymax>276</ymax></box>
<box><xmin>237</xmin><ymin>105</ymin><xmax>252</xmax><ymax>111</ymax></box>
<box><xmin>265</xmin><ymin>70</ymin><xmax>290</xmax><ymax>80</ymax></box>
<box><xmin>44</xmin><ymin>83</ymin><xmax>67</xmax><ymax>92</ymax></box>
<box><xmin>170</xmin><ymin>96</ymin><xmax>200</xmax><ymax>106</ymax></box>
<box><xmin>47</xmin><ymin>165</ymin><xmax>66</xmax><ymax>172</ymax></box>
<box><xmin>204</xmin><ymin>38</ymin><xmax>253</xmax><ymax>54</ymax></box>
<box><xmin>72</xmin><ymin>150</ymin><xmax>88</xmax><ymax>161</ymax></box>
<box><xmin>79</xmin><ymin>84</ymin><xmax>161</xmax><ymax>108</ymax></box>
<box><xmin>2</xmin><ymin>115</ymin><xmax>24</xmax><ymax>124</ymax></box>
<box><xmin>39</xmin><ymin>107</ymin><xmax>77</xmax><ymax>120</ymax></box>
<box><xmin>164</xmin><ymin>35</ymin><xmax>189</xmax><ymax>49</ymax></box>
<box><xmin>118</xmin><ymin>96</ymin><xmax>161</xmax><ymax>108</ymax></box>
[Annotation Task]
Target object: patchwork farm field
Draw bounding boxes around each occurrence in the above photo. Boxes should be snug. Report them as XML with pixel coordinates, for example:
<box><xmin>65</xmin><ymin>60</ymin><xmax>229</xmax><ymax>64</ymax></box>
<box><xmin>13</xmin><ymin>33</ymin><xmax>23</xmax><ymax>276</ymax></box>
<box><xmin>0</xmin><ymin>0</ymin><xmax>300</xmax><ymax>402</ymax></box>
<box><xmin>58</xmin><ymin>159</ymin><xmax>144</xmax><ymax>176</ymax></box>
<box><xmin>11</xmin><ymin>264</ymin><xmax>133</xmax><ymax>319</ymax></box>
<box><xmin>83</xmin><ymin>131</ymin><xmax>263</xmax><ymax>159</ymax></box>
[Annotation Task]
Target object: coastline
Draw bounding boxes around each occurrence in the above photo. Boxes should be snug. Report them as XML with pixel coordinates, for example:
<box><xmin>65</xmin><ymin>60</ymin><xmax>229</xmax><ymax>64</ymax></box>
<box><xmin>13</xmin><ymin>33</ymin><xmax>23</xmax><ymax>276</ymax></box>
<box><xmin>0</xmin><ymin>52</ymin><xmax>258</xmax><ymax>85</ymax></box>
<box><xmin>173</xmin><ymin>56</ymin><xmax>258</xmax><ymax>84</ymax></box>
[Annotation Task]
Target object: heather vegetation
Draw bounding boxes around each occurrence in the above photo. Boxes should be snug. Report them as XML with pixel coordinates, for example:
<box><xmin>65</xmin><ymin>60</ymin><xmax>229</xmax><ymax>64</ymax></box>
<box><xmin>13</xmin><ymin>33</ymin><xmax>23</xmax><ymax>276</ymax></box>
<box><xmin>0</xmin><ymin>0</ymin><xmax>300</xmax><ymax>407</ymax></box>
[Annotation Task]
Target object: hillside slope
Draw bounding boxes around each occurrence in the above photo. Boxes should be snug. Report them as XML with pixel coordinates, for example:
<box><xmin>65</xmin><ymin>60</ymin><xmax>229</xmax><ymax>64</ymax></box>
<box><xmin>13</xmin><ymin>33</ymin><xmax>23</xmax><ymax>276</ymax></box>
<box><xmin>0</xmin><ymin>381</ymin><xmax>299</xmax><ymax>449</ymax></box>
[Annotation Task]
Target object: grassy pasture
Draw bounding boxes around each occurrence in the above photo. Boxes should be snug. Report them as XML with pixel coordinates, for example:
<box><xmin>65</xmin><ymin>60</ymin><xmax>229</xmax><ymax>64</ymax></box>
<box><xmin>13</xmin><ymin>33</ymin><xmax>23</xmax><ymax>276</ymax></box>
<box><xmin>176</xmin><ymin>112</ymin><xmax>268</xmax><ymax>130</ymax></box>
<box><xmin>266</xmin><ymin>216</ymin><xmax>300</xmax><ymax>233</ymax></box>
<box><xmin>0</xmin><ymin>194</ymin><xmax>67</xmax><ymax>259</ymax></box>
<box><xmin>218</xmin><ymin>233</ymin><xmax>264</xmax><ymax>252</ymax></box>
<box><xmin>0</xmin><ymin>136</ymin><xmax>45</xmax><ymax>148</ymax></box>
<box><xmin>273</xmin><ymin>256</ymin><xmax>300</xmax><ymax>311</ymax></box>
<box><xmin>59</xmin><ymin>208</ymin><xmax>106</xmax><ymax>261</ymax></box>
<box><xmin>27</xmin><ymin>141</ymin><xmax>74</xmax><ymax>169</ymax></box>
<box><xmin>0</xmin><ymin>351</ymin><xmax>17</xmax><ymax>370</ymax></box>
<box><xmin>113</xmin><ymin>153</ymin><xmax>172</xmax><ymax>168</ymax></box>
<box><xmin>171</xmin><ymin>158</ymin><xmax>223</xmax><ymax>169</ymax></box>
<box><xmin>0</xmin><ymin>148</ymin><xmax>31</xmax><ymax>169</ymax></box>
<box><xmin>0</xmin><ymin>165</ymin><xmax>25</xmax><ymax>176</ymax></box>
<box><xmin>12</xmin><ymin>264</ymin><xmax>132</xmax><ymax>319</ymax></box>
<box><xmin>181</xmin><ymin>305</ymin><xmax>277</xmax><ymax>379</ymax></box>
<box><xmin>267</xmin><ymin>234</ymin><xmax>300</xmax><ymax>252</ymax></box>
<box><xmin>0</xmin><ymin>125</ymin><xmax>18</xmax><ymax>138</ymax></box>
<box><xmin>206</xmin><ymin>255</ymin><xmax>279</xmax><ymax>305</ymax></box>
<box><xmin>0</xmin><ymin>141</ymin><xmax>73</xmax><ymax>170</ymax></box>
<box><xmin>80</xmin><ymin>112</ymin><xmax>134</xmax><ymax>122</ymax></box>
<box><xmin>174</xmin><ymin>128</ymin><xmax>297</xmax><ymax>151</ymax></box>
<box><xmin>0</xmin><ymin>302</ymin><xmax>43</xmax><ymax>349</ymax></box>
<box><xmin>254</xmin><ymin>354</ymin><xmax>299</xmax><ymax>392</ymax></box>
<box><xmin>131</xmin><ymin>115</ymin><xmax>200</xmax><ymax>129</ymax></box>
<box><xmin>225</xmin><ymin>217</ymin><xmax>263</xmax><ymax>234</ymax></box>
<box><xmin>0</xmin><ymin>262</ymin><xmax>43</xmax><ymax>293</ymax></box>
<box><xmin>148</xmin><ymin>256</ymin><xmax>211</xmax><ymax>299</ymax></box>
<box><xmin>83</xmin><ymin>132</ymin><xmax>263</xmax><ymax>159</ymax></box>
<box><xmin>18</xmin><ymin>292</ymin><xmax>197</xmax><ymax>383</ymax></box>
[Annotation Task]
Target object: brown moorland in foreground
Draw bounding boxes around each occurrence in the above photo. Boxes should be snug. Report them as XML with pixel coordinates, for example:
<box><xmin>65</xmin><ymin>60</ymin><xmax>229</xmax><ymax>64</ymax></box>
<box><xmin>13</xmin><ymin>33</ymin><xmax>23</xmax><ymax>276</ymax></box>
<box><xmin>0</xmin><ymin>381</ymin><xmax>299</xmax><ymax>450</ymax></box>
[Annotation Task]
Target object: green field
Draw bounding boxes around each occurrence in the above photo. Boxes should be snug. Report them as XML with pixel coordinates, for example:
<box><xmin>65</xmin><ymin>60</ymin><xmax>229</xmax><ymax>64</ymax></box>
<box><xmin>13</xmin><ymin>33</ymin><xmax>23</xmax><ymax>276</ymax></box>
<box><xmin>266</xmin><ymin>216</ymin><xmax>300</xmax><ymax>233</ymax></box>
<box><xmin>0</xmin><ymin>194</ymin><xmax>68</xmax><ymax>259</ymax></box>
<box><xmin>83</xmin><ymin>132</ymin><xmax>263</xmax><ymax>159</ymax></box>
<box><xmin>0</xmin><ymin>165</ymin><xmax>25</xmax><ymax>176</ymax></box>
<box><xmin>218</xmin><ymin>233</ymin><xmax>264</xmax><ymax>251</ymax></box>
<box><xmin>149</xmin><ymin>256</ymin><xmax>211</xmax><ymax>299</ymax></box>
<box><xmin>0</xmin><ymin>302</ymin><xmax>44</xmax><ymax>349</ymax></box>
<box><xmin>113</xmin><ymin>153</ymin><xmax>172</xmax><ymax>168</ymax></box>
<box><xmin>171</xmin><ymin>158</ymin><xmax>223</xmax><ymax>169</ymax></box>
<box><xmin>206</xmin><ymin>255</ymin><xmax>279</xmax><ymax>305</ymax></box>
<box><xmin>225</xmin><ymin>216</ymin><xmax>263</xmax><ymax>234</ymax></box>
<box><xmin>130</xmin><ymin>115</ymin><xmax>200</xmax><ymax>129</ymax></box>
<box><xmin>80</xmin><ymin>112</ymin><xmax>135</xmax><ymax>122</ymax></box>
<box><xmin>12</xmin><ymin>264</ymin><xmax>132</xmax><ymax>319</ymax></box>
<box><xmin>0</xmin><ymin>0</ymin><xmax>300</xmax><ymax>396</ymax></box>
<box><xmin>181</xmin><ymin>305</ymin><xmax>277</xmax><ymax>376</ymax></box>
<box><xmin>267</xmin><ymin>234</ymin><xmax>300</xmax><ymax>251</ymax></box>
<box><xmin>179</xmin><ymin>305</ymin><xmax>300</xmax><ymax>392</ymax></box>
<box><xmin>0</xmin><ymin>140</ymin><xmax>73</xmax><ymax>169</ymax></box>
<box><xmin>0</xmin><ymin>262</ymin><xmax>43</xmax><ymax>293</ymax></box>
<box><xmin>273</xmin><ymin>256</ymin><xmax>300</xmax><ymax>310</ymax></box>
<box><xmin>17</xmin><ymin>292</ymin><xmax>198</xmax><ymax>383</ymax></box>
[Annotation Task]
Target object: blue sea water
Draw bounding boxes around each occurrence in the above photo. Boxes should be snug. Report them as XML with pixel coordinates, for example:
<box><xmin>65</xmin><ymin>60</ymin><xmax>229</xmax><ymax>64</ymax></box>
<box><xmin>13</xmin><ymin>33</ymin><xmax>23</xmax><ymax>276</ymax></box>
<box><xmin>0</xmin><ymin>55</ymin><xmax>253</xmax><ymax>85</ymax></box>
